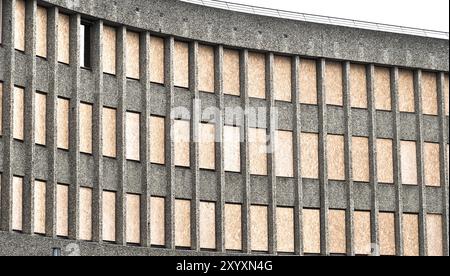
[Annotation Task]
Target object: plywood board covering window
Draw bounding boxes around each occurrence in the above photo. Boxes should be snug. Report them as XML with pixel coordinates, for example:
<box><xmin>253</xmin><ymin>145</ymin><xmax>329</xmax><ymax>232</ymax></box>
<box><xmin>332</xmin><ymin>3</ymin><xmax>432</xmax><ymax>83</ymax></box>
<box><xmin>376</xmin><ymin>139</ymin><xmax>394</xmax><ymax>184</ymax></box>
<box><xmin>427</xmin><ymin>214</ymin><xmax>443</xmax><ymax>256</ymax></box>
<box><xmin>175</xmin><ymin>199</ymin><xmax>191</xmax><ymax>248</ymax></box>
<box><xmin>424</xmin><ymin>142</ymin><xmax>440</xmax><ymax>187</ymax></box>
<box><xmin>249</xmin><ymin>128</ymin><xmax>267</xmax><ymax>175</ymax></box>
<box><xmin>150</xmin><ymin>197</ymin><xmax>165</xmax><ymax>246</ymax></box>
<box><xmin>126</xmin><ymin>112</ymin><xmax>140</xmax><ymax>161</ymax></box>
<box><xmin>354</xmin><ymin>211</ymin><xmax>371</xmax><ymax>255</ymax></box>
<box><xmin>13</xmin><ymin>87</ymin><xmax>24</xmax><ymax>141</ymax></box>
<box><xmin>224</xmin><ymin>126</ymin><xmax>241</xmax><ymax>173</ymax></box>
<box><xmin>251</xmin><ymin>205</ymin><xmax>268</xmax><ymax>252</ymax></box>
<box><xmin>150</xmin><ymin>36</ymin><xmax>165</xmax><ymax>84</ymax></box>
<box><xmin>421</xmin><ymin>72</ymin><xmax>438</xmax><ymax>115</ymax></box>
<box><xmin>12</xmin><ymin>176</ymin><xmax>23</xmax><ymax>231</ymax></box>
<box><xmin>398</xmin><ymin>69</ymin><xmax>415</xmax><ymax>113</ymax></box>
<box><xmin>350</xmin><ymin>64</ymin><xmax>367</xmax><ymax>109</ymax></box>
<box><xmin>223</xmin><ymin>49</ymin><xmax>240</xmax><ymax>96</ymax></box>
<box><xmin>402</xmin><ymin>214</ymin><xmax>419</xmax><ymax>256</ymax></box>
<box><xmin>56</xmin><ymin>184</ymin><xmax>69</xmax><ymax>237</ymax></box>
<box><xmin>57</xmin><ymin>98</ymin><xmax>70</xmax><ymax>149</ymax></box>
<box><xmin>102</xmin><ymin>107</ymin><xmax>117</xmax><ymax>158</ymax></box>
<box><xmin>401</xmin><ymin>141</ymin><xmax>418</xmax><ymax>185</ymax></box>
<box><xmin>225</xmin><ymin>203</ymin><xmax>242</xmax><ymax>251</ymax></box>
<box><xmin>103</xmin><ymin>26</ymin><xmax>116</xmax><ymax>75</ymax></box>
<box><xmin>275</xmin><ymin>130</ymin><xmax>294</xmax><ymax>177</ymax></box>
<box><xmin>80</xmin><ymin>103</ymin><xmax>93</xmax><ymax>154</ymax></box>
<box><xmin>174</xmin><ymin>120</ymin><xmax>190</xmax><ymax>167</ymax></box>
<box><xmin>374</xmin><ymin>67</ymin><xmax>391</xmax><ymax>111</ymax></box>
<box><xmin>276</xmin><ymin>207</ymin><xmax>294</xmax><ymax>253</ymax></box>
<box><xmin>329</xmin><ymin>209</ymin><xmax>346</xmax><ymax>254</ymax></box>
<box><xmin>36</xmin><ymin>6</ymin><xmax>48</xmax><ymax>58</ymax></box>
<box><xmin>303</xmin><ymin>209</ymin><xmax>321</xmax><ymax>254</ymax></box>
<box><xmin>274</xmin><ymin>56</ymin><xmax>292</xmax><ymax>102</ymax></box>
<box><xmin>126</xmin><ymin>194</ymin><xmax>140</xmax><ymax>244</ymax></box>
<box><xmin>379</xmin><ymin>212</ymin><xmax>396</xmax><ymax>256</ymax></box>
<box><xmin>34</xmin><ymin>181</ymin><xmax>46</xmax><ymax>235</ymax></box>
<box><xmin>200</xmin><ymin>202</ymin><xmax>216</xmax><ymax>249</ymax></box>
<box><xmin>174</xmin><ymin>41</ymin><xmax>189</xmax><ymax>88</ymax></box>
<box><xmin>79</xmin><ymin>187</ymin><xmax>92</xmax><ymax>241</ymax></box>
<box><xmin>199</xmin><ymin>123</ymin><xmax>216</xmax><ymax>170</ymax></box>
<box><xmin>248</xmin><ymin>52</ymin><xmax>266</xmax><ymax>99</ymax></box>
<box><xmin>126</xmin><ymin>31</ymin><xmax>140</xmax><ymax>79</ymax></box>
<box><xmin>150</xmin><ymin>116</ymin><xmax>165</xmax><ymax>164</ymax></box>
<box><xmin>15</xmin><ymin>0</ymin><xmax>26</xmax><ymax>51</ymax></box>
<box><xmin>102</xmin><ymin>191</ymin><xmax>116</xmax><ymax>242</ymax></box>
<box><xmin>327</xmin><ymin>135</ymin><xmax>345</xmax><ymax>181</ymax></box>
<box><xmin>325</xmin><ymin>62</ymin><xmax>343</xmax><ymax>106</ymax></box>
<box><xmin>58</xmin><ymin>14</ymin><xmax>70</xmax><ymax>64</ymax></box>
<box><xmin>352</xmin><ymin>137</ymin><xmax>369</xmax><ymax>182</ymax></box>
<box><xmin>300</xmin><ymin>59</ymin><xmax>318</xmax><ymax>105</ymax></box>
<box><xmin>444</xmin><ymin>75</ymin><xmax>449</xmax><ymax>116</ymax></box>
<box><xmin>301</xmin><ymin>133</ymin><xmax>319</xmax><ymax>179</ymax></box>
<box><xmin>35</xmin><ymin>92</ymin><xmax>47</xmax><ymax>146</ymax></box>
<box><xmin>198</xmin><ymin>45</ymin><xmax>215</xmax><ymax>93</ymax></box>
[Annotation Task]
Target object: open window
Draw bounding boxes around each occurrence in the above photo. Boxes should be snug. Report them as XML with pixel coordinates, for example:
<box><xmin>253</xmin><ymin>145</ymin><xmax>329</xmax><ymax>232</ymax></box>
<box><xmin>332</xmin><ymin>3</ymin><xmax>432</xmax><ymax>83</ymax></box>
<box><xmin>80</xmin><ymin>21</ymin><xmax>91</xmax><ymax>68</ymax></box>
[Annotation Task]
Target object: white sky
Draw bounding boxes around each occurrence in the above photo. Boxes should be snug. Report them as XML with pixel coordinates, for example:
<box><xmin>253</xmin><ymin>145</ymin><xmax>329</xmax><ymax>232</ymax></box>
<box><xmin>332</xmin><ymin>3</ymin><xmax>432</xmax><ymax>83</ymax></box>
<box><xmin>225</xmin><ymin>0</ymin><xmax>449</xmax><ymax>32</ymax></box>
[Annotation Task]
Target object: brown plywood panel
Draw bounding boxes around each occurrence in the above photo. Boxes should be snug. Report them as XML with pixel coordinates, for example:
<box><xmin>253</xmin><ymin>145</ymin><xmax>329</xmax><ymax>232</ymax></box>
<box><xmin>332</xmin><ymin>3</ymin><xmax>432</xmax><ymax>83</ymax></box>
<box><xmin>56</xmin><ymin>184</ymin><xmax>69</xmax><ymax>237</ymax></box>
<box><xmin>427</xmin><ymin>214</ymin><xmax>443</xmax><ymax>256</ymax></box>
<box><xmin>402</xmin><ymin>214</ymin><xmax>419</xmax><ymax>256</ymax></box>
<box><xmin>303</xmin><ymin>209</ymin><xmax>321</xmax><ymax>254</ymax></box>
<box><xmin>150</xmin><ymin>36</ymin><xmax>165</xmax><ymax>84</ymax></box>
<box><xmin>150</xmin><ymin>116</ymin><xmax>165</xmax><ymax>164</ymax></box>
<box><xmin>58</xmin><ymin>14</ymin><xmax>70</xmax><ymax>64</ymax></box>
<box><xmin>174</xmin><ymin>41</ymin><xmax>189</xmax><ymax>88</ymax></box>
<box><xmin>300</xmin><ymin>59</ymin><xmax>317</xmax><ymax>105</ymax></box>
<box><xmin>79</xmin><ymin>187</ymin><xmax>92</xmax><ymax>241</ymax></box>
<box><xmin>126</xmin><ymin>112</ymin><xmax>140</xmax><ymax>161</ymax></box>
<box><xmin>352</xmin><ymin>137</ymin><xmax>369</xmax><ymax>182</ymax></box>
<box><xmin>249</xmin><ymin>128</ymin><xmax>267</xmax><ymax>176</ymax></box>
<box><xmin>377</xmin><ymin>139</ymin><xmax>394</xmax><ymax>184</ymax></box>
<box><xmin>444</xmin><ymin>74</ymin><xmax>449</xmax><ymax>116</ymax></box>
<box><xmin>327</xmin><ymin>135</ymin><xmax>345</xmax><ymax>181</ymax></box>
<box><xmin>15</xmin><ymin>0</ymin><xmax>25</xmax><ymax>51</ymax></box>
<box><xmin>379</xmin><ymin>212</ymin><xmax>396</xmax><ymax>256</ymax></box>
<box><xmin>248</xmin><ymin>52</ymin><xmax>266</xmax><ymax>99</ymax></box>
<box><xmin>36</xmin><ymin>6</ymin><xmax>48</xmax><ymax>58</ymax></box>
<box><xmin>34</xmin><ymin>180</ymin><xmax>46</xmax><ymax>235</ymax></box>
<box><xmin>126</xmin><ymin>194</ymin><xmax>140</xmax><ymax>244</ymax></box>
<box><xmin>200</xmin><ymin>202</ymin><xmax>216</xmax><ymax>249</ymax></box>
<box><xmin>301</xmin><ymin>133</ymin><xmax>319</xmax><ymax>179</ymax></box>
<box><xmin>0</xmin><ymin>83</ymin><xmax>3</xmax><ymax>135</ymax></box>
<box><xmin>325</xmin><ymin>61</ymin><xmax>343</xmax><ymax>106</ymax></box>
<box><xmin>424</xmin><ymin>142</ymin><xmax>440</xmax><ymax>187</ymax></box>
<box><xmin>13</xmin><ymin>87</ymin><xmax>24</xmax><ymax>140</ymax></box>
<box><xmin>57</xmin><ymin>98</ymin><xmax>69</xmax><ymax>150</ymax></box>
<box><xmin>274</xmin><ymin>55</ymin><xmax>292</xmax><ymax>102</ymax></box>
<box><xmin>224</xmin><ymin>126</ymin><xmax>241</xmax><ymax>173</ymax></box>
<box><xmin>374</xmin><ymin>67</ymin><xmax>392</xmax><ymax>111</ymax></box>
<box><xmin>350</xmin><ymin>64</ymin><xmax>367</xmax><ymax>109</ymax></box>
<box><xmin>102</xmin><ymin>191</ymin><xmax>116</xmax><ymax>242</ymax></box>
<box><xmin>126</xmin><ymin>31</ymin><xmax>140</xmax><ymax>79</ymax></box>
<box><xmin>103</xmin><ymin>26</ymin><xmax>116</xmax><ymax>75</ymax></box>
<box><xmin>421</xmin><ymin>72</ymin><xmax>438</xmax><ymax>115</ymax></box>
<box><xmin>102</xmin><ymin>107</ymin><xmax>116</xmax><ymax>158</ymax></box>
<box><xmin>199</xmin><ymin>123</ymin><xmax>215</xmax><ymax>170</ymax></box>
<box><xmin>401</xmin><ymin>141</ymin><xmax>418</xmax><ymax>185</ymax></box>
<box><xmin>251</xmin><ymin>205</ymin><xmax>268</xmax><ymax>252</ymax></box>
<box><xmin>175</xmin><ymin>199</ymin><xmax>191</xmax><ymax>248</ymax></box>
<box><xmin>223</xmin><ymin>49</ymin><xmax>240</xmax><ymax>96</ymax></box>
<box><xmin>174</xmin><ymin>120</ymin><xmax>190</xmax><ymax>167</ymax></box>
<box><xmin>354</xmin><ymin>211</ymin><xmax>371</xmax><ymax>255</ymax></box>
<box><xmin>275</xmin><ymin>130</ymin><xmax>294</xmax><ymax>178</ymax></box>
<box><xmin>277</xmin><ymin>207</ymin><xmax>295</xmax><ymax>253</ymax></box>
<box><xmin>79</xmin><ymin>103</ymin><xmax>93</xmax><ymax>154</ymax></box>
<box><xmin>329</xmin><ymin>209</ymin><xmax>346</xmax><ymax>254</ymax></box>
<box><xmin>35</xmin><ymin>92</ymin><xmax>47</xmax><ymax>146</ymax></box>
<box><xmin>398</xmin><ymin>69</ymin><xmax>415</xmax><ymax>113</ymax></box>
<box><xmin>198</xmin><ymin>45</ymin><xmax>215</xmax><ymax>93</ymax></box>
<box><xmin>150</xmin><ymin>197</ymin><xmax>165</xmax><ymax>246</ymax></box>
<box><xmin>225</xmin><ymin>203</ymin><xmax>242</xmax><ymax>251</ymax></box>
<box><xmin>12</xmin><ymin>177</ymin><xmax>23</xmax><ymax>231</ymax></box>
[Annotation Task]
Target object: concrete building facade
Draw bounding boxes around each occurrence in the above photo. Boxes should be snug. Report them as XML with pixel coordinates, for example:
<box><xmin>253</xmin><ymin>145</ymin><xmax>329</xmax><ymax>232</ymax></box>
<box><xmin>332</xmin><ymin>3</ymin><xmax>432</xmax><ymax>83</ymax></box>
<box><xmin>0</xmin><ymin>0</ymin><xmax>449</xmax><ymax>256</ymax></box>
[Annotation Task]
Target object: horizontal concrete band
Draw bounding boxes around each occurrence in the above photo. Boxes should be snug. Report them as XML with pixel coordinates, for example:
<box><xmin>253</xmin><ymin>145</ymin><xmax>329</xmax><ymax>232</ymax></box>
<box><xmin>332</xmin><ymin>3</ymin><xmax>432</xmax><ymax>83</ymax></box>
<box><xmin>41</xmin><ymin>0</ymin><xmax>449</xmax><ymax>72</ymax></box>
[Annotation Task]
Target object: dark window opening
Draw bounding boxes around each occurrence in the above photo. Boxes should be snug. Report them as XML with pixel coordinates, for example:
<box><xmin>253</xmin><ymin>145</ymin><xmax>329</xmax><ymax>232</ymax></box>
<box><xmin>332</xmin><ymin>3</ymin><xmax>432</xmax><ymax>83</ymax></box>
<box><xmin>80</xmin><ymin>21</ymin><xmax>91</xmax><ymax>68</ymax></box>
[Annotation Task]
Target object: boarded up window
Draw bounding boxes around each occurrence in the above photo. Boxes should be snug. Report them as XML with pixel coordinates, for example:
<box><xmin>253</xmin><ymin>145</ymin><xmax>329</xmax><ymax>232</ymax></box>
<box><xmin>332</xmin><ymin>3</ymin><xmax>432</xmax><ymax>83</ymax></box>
<box><xmin>13</xmin><ymin>87</ymin><xmax>24</xmax><ymax>140</ymax></box>
<box><xmin>303</xmin><ymin>209</ymin><xmax>321</xmax><ymax>254</ymax></box>
<box><xmin>251</xmin><ymin>205</ymin><xmax>268</xmax><ymax>252</ymax></box>
<box><xmin>12</xmin><ymin>176</ymin><xmax>23</xmax><ymax>231</ymax></box>
<box><xmin>199</xmin><ymin>123</ymin><xmax>215</xmax><ymax>170</ymax></box>
<box><xmin>374</xmin><ymin>67</ymin><xmax>391</xmax><ymax>111</ymax></box>
<box><xmin>401</xmin><ymin>141</ymin><xmax>418</xmax><ymax>185</ymax></box>
<box><xmin>402</xmin><ymin>214</ymin><xmax>419</xmax><ymax>256</ymax></box>
<box><xmin>350</xmin><ymin>64</ymin><xmax>367</xmax><ymax>109</ymax></box>
<box><xmin>223</xmin><ymin>49</ymin><xmax>240</xmax><ymax>96</ymax></box>
<box><xmin>198</xmin><ymin>45</ymin><xmax>215</xmax><ymax>93</ymax></box>
<box><xmin>274</xmin><ymin>56</ymin><xmax>292</xmax><ymax>102</ymax></box>
<box><xmin>79</xmin><ymin>187</ymin><xmax>92</xmax><ymax>241</ymax></box>
<box><xmin>249</xmin><ymin>128</ymin><xmax>267</xmax><ymax>176</ymax></box>
<box><xmin>377</xmin><ymin>139</ymin><xmax>394</xmax><ymax>184</ymax></box>
<box><xmin>421</xmin><ymin>72</ymin><xmax>438</xmax><ymax>115</ymax></box>
<box><xmin>56</xmin><ymin>184</ymin><xmax>69</xmax><ymax>237</ymax></box>
<box><xmin>35</xmin><ymin>92</ymin><xmax>47</xmax><ymax>146</ymax></box>
<box><xmin>354</xmin><ymin>211</ymin><xmax>371</xmax><ymax>255</ymax></box>
<box><xmin>15</xmin><ymin>0</ymin><xmax>25</xmax><ymax>51</ymax></box>
<box><xmin>102</xmin><ymin>107</ymin><xmax>116</xmax><ymax>158</ymax></box>
<box><xmin>175</xmin><ymin>199</ymin><xmax>191</xmax><ymax>248</ymax></box>
<box><xmin>225</xmin><ymin>203</ymin><xmax>242</xmax><ymax>251</ymax></box>
<box><xmin>36</xmin><ymin>6</ymin><xmax>48</xmax><ymax>58</ymax></box>
<box><xmin>126</xmin><ymin>31</ymin><xmax>140</xmax><ymax>79</ymax></box>
<box><xmin>174</xmin><ymin>120</ymin><xmax>190</xmax><ymax>167</ymax></box>
<box><xmin>444</xmin><ymin>74</ymin><xmax>449</xmax><ymax>116</ymax></box>
<box><xmin>352</xmin><ymin>137</ymin><xmax>369</xmax><ymax>182</ymax></box>
<box><xmin>80</xmin><ymin>103</ymin><xmax>93</xmax><ymax>154</ymax></box>
<box><xmin>427</xmin><ymin>214</ymin><xmax>443</xmax><ymax>256</ymax></box>
<box><xmin>57</xmin><ymin>98</ymin><xmax>69</xmax><ymax>150</ymax></box>
<box><xmin>424</xmin><ymin>142</ymin><xmax>440</xmax><ymax>187</ymax></box>
<box><xmin>248</xmin><ymin>52</ymin><xmax>266</xmax><ymax>99</ymax></box>
<box><xmin>200</xmin><ymin>202</ymin><xmax>216</xmax><ymax>249</ymax></box>
<box><xmin>102</xmin><ymin>191</ymin><xmax>116</xmax><ymax>242</ymax></box>
<box><xmin>150</xmin><ymin>36</ymin><xmax>165</xmax><ymax>84</ymax></box>
<box><xmin>150</xmin><ymin>116</ymin><xmax>165</xmax><ymax>165</ymax></box>
<box><xmin>300</xmin><ymin>59</ymin><xmax>317</xmax><ymax>105</ymax></box>
<box><xmin>325</xmin><ymin>62</ymin><xmax>343</xmax><ymax>106</ymax></box>
<box><xmin>275</xmin><ymin>130</ymin><xmax>294</xmax><ymax>178</ymax></box>
<box><xmin>327</xmin><ymin>135</ymin><xmax>345</xmax><ymax>181</ymax></box>
<box><xmin>399</xmin><ymin>69</ymin><xmax>415</xmax><ymax>113</ymax></box>
<box><xmin>277</xmin><ymin>207</ymin><xmax>294</xmax><ymax>253</ymax></box>
<box><xmin>329</xmin><ymin>209</ymin><xmax>346</xmax><ymax>254</ymax></box>
<box><xmin>34</xmin><ymin>180</ymin><xmax>46</xmax><ymax>235</ymax></box>
<box><xmin>126</xmin><ymin>112</ymin><xmax>140</xmax><ymax>161</ymax></box>
<box><xmin>58</xmin><ymin>13</ymin><xmax>70</xmax><ymax>64</ymax></box>
<box><xmin>301</xmin><ymin>133</ymin><xmax>319</xmax><ymax>179</ymax></box>
<box><xmin>150</xmin><ymin>197</ymin><xmax>165</xmax><ymax>246</ymax></box>
<box><xmin>379</xmin><ymin>212</ymin><xmax>396</xmax><ymax>256</ymax></box>
<box><xmin>224</xmin><ymin>125</ymin><xmax>241</xmax><ymax>173</ymax></box>
<box><xmin>174</xmin><ymin>41</ymin><xmax>189</xmax><ymax>88</ymax></box>
<box><xmin>126</xmin><ymin>194</ymin><xmax>140</xmax><ymax>244</ymax></box>
<box><xmin>103</xmin><ymin>26</ymin><xmax>116</xmax><ymax>75</ymax></box>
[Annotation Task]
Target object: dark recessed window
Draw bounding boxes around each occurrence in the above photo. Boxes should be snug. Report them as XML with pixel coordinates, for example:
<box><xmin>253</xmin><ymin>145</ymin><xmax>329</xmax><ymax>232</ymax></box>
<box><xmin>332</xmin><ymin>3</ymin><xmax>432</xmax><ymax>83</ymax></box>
<box><xmin>80</xmin><ymin>21</ymin><xmax>91</xmax><ymax>68</ymax></box>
